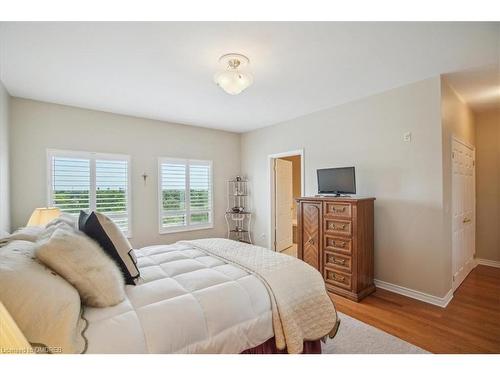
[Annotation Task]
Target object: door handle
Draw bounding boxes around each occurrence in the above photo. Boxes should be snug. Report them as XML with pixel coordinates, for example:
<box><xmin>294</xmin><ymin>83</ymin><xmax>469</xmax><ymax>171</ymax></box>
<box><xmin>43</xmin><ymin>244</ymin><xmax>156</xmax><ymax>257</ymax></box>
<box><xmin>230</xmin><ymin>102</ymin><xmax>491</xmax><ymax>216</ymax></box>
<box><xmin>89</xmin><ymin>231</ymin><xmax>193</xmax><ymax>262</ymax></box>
<box><xmin>463</xmin><ymin>218</ymin><xmax>471</xmax><ymax>223</ymax></box>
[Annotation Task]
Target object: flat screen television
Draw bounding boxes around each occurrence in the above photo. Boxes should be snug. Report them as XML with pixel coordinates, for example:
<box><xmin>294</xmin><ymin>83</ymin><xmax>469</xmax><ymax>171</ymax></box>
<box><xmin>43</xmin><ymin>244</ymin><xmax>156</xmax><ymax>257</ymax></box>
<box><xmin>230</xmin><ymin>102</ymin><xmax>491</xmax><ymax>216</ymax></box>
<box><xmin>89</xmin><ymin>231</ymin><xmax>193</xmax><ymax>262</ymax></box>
<box><xmin>317</xmin><ymin>167</ymin><xmax>356</xmax><ymax>196</ymax></box>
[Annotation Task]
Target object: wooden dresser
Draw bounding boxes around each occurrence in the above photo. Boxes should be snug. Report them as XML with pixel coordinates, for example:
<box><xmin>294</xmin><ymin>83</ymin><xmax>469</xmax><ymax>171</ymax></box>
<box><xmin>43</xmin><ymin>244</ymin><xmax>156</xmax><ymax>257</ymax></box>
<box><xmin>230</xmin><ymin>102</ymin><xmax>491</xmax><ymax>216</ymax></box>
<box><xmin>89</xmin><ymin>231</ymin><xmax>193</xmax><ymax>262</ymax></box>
<box><xmin>296</xmin><ymin>196</ymin><xmax>376</xmax><ymax>301</ymax></box>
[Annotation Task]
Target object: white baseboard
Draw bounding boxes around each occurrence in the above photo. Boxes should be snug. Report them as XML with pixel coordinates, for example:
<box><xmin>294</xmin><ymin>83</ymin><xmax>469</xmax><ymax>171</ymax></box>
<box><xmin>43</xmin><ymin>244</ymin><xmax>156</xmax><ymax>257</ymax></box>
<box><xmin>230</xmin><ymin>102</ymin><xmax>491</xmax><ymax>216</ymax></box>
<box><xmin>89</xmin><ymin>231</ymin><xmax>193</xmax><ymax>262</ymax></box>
<box><xmin>476</xmin><ymin>258</ymin><xmax>500</xmax><ymax>268</ymax></box>
<box><xmin>374</xmin><ymin>279</ymin><xmax>453</xmax><ymax>308</ymax></box>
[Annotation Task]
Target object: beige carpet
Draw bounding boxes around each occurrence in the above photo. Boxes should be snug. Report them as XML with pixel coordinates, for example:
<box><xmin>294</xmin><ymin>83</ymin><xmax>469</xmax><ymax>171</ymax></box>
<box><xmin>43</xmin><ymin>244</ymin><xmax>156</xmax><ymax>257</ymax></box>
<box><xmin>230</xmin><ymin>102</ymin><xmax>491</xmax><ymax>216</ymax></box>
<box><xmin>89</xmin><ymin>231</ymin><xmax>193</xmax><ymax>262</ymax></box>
<box><xmin>322</xmin><ymin>312</ymin><xmax>428</xmax><ymax>354</ymax></box>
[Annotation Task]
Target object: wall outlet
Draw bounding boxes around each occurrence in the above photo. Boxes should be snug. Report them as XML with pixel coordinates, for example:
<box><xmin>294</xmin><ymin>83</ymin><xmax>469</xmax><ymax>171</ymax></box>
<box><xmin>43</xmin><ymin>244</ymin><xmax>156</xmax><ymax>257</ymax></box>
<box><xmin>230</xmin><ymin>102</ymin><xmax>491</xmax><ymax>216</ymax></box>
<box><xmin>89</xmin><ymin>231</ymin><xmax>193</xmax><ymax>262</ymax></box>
<box><xmin>403</xmin><ymin>132</ymin><xmax>412</xmax><ymax>142</ymax></box>
<box><xmin>260</xmin><ymin>233</ymin><xmax>266</xmax><ymax>240</ymax></box>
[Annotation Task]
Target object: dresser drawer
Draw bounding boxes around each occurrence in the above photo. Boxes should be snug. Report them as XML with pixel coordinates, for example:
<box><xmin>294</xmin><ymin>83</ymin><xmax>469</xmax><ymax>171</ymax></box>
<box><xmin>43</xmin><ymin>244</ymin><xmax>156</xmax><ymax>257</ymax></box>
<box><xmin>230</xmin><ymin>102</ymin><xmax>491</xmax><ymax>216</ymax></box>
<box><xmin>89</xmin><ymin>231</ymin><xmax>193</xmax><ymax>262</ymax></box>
<box><xmin>324</xmin><ymin>268</ymin><xmax>352</xmax><ymax>290</ymax></box>
<box><xmin>324</xmin><ymin>202</ymin><xmax>352</xmax><ymax>219</ymax></box>
<box><xmin>324</xmin><ymin>218</ymin><xmax>352</xmax><ymax>237</ymax></box>
<box><xmin>324</xmin><ymin>235</ymin><xmax>352</xmax><ymax>254</ymax></box>
<box><xmin>325</xmin><ymin>251</ymin><xmax>352</xmax><ymax>273</ymax></box>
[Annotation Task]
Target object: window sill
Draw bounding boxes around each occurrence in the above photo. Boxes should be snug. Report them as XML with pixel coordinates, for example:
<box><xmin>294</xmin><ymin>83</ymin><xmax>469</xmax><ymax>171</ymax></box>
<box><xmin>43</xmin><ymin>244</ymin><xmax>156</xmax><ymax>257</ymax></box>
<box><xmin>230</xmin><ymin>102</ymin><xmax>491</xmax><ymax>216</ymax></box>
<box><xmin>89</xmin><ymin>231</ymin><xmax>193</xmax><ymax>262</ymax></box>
<box><xmin>159</xmin><ymin>223</ymin><xmax>214</xmax><ymax>235</ymax></box>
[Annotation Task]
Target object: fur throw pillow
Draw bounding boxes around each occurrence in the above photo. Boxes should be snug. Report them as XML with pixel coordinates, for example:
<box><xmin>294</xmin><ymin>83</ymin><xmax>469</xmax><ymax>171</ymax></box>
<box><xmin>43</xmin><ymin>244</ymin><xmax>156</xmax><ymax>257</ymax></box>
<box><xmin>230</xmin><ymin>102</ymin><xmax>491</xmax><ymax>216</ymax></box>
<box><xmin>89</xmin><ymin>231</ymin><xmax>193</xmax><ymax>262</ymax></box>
<box><xmin>36</xmin><ymin>229</ymin><xmax>125</xmax><ymax>307</ymax></box>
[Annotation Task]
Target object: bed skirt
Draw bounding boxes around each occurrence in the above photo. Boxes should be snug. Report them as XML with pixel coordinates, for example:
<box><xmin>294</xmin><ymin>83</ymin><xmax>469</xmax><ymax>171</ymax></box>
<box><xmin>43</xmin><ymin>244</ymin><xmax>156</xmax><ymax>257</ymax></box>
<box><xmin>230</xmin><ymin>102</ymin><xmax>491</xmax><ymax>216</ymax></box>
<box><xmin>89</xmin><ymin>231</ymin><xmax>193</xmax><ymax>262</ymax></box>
<box><xmin>241</xmin><ymin>338</ymin><xmax>322</xmax><ymax>354</ymax></box>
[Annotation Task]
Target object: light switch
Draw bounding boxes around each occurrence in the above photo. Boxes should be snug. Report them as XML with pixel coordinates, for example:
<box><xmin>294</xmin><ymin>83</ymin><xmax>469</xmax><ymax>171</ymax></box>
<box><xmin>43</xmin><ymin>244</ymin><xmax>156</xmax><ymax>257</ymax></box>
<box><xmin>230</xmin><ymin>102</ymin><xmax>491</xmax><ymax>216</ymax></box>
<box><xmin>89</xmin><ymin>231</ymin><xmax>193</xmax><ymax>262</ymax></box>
<box><xmin>403</xmin><ymin>132</ymin><xmax>412</xmax><ymax>142</ymax></box>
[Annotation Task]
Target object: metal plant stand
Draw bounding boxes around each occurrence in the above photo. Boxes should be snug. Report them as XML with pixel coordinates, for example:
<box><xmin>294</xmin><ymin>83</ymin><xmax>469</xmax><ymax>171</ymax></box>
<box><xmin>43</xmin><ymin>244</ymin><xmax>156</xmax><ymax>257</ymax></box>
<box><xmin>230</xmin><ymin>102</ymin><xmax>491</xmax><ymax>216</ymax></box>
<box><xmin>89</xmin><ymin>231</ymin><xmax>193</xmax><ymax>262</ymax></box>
<box><xmin>225</xmin><ymin>177</ymin><xmax>252</xmax><ymax>244</ymax></box>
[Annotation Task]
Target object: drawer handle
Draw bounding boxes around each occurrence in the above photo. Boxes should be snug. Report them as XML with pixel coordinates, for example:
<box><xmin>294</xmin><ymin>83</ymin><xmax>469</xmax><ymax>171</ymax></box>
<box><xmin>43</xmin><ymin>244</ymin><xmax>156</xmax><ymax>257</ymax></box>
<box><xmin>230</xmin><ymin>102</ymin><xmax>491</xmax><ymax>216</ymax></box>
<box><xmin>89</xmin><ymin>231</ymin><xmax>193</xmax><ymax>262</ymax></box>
<box><xmin>333</xmin><ymin>274</ymin><xmax>345</xmax><ymax>282</ymax></box>
<box><xmin>332</xmin><ymin>206</ymin><xmax>346</xmax><ymax>213</ymax></box>
<box><xmin>329</xmin><ymin>223</ymin><xmax>347</xmax><ymax>230</ymax></box>
<box><xmin>333</xmin><ymin>258</ymin><xmax>346</xmax><ymax>265</ymax></box>
<box><xmin>334</xmin><ymin>241</ymin><xmax>346</xmax><ymax>248</ymax></box>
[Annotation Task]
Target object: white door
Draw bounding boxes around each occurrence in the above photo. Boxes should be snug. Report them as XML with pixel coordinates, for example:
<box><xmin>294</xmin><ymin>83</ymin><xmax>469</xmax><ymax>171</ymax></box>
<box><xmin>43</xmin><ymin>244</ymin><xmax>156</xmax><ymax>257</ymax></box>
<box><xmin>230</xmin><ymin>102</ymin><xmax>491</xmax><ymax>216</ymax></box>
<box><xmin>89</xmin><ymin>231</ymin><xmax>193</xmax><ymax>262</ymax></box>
<box><xmin>452</xmin><ymin>139</ymin><xmax>475</xmax><ymax>291</ymax></box>
<box><xmin>275</xmin><ymin>159</ymin><xmax>293</xmax><ymax>251</ymax></box>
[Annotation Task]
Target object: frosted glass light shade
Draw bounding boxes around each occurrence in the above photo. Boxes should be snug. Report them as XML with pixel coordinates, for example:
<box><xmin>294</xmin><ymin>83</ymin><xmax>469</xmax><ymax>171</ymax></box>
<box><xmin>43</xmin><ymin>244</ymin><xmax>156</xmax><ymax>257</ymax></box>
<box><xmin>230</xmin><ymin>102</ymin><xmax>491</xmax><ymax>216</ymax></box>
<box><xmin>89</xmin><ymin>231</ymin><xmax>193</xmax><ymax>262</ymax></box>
<box><xmin>27</xmin><ymin>207</ymin><xmax>61</xmax><ymax>226</ymax></box>
<box><xmin>214</xmin><ymin>70</ymin><xmax>253</xmax><ymax>95</ymax></box>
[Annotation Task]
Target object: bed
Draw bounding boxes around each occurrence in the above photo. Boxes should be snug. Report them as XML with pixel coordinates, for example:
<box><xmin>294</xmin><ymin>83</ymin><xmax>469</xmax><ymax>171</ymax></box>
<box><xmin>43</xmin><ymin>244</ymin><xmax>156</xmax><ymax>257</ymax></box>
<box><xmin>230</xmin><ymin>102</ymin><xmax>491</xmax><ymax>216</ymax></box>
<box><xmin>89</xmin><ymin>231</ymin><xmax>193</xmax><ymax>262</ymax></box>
<box><xmin>84</xmin><ymin>240</ymin><xmax>336</xmax><ymax>354</ymax></box>
<box><xmin>0</xmin><ymin>227</ymin><xmax>338</xmax><ymax>354</ymax></box>
<box><xmin>85</xmin><ymin>242</ymin><xmax>274</xmax><ymax>353</ymax></box>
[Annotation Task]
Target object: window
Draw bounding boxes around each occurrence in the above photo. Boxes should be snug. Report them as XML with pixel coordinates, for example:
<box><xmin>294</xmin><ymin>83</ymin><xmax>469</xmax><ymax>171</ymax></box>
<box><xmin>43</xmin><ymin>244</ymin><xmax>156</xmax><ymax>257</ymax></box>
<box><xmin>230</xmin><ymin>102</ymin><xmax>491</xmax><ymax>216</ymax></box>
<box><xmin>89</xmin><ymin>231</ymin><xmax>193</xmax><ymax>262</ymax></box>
<box><xmin>158</xmin><ymin>158</ymin><xmax>213</xmax><ymax>233</ymax></box>
<box><xmin>47</xmin><ymin>149</ymin><xmax>131</xmax><ymax>236</ymax></box>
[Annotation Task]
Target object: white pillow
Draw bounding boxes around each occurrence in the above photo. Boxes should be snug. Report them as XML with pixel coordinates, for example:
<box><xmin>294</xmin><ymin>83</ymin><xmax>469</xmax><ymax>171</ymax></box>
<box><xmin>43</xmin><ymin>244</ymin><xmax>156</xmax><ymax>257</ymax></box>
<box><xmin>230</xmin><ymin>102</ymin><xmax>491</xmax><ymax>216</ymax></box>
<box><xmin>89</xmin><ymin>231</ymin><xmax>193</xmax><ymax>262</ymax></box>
<box><xmin>36</xmin><ymin>229</ymin><xmax>125</xmax><ymax>308</ymax></box>
<box><xmin>46</xmin><ymin>213</ymin><xmax>78</xmax><ymax>230</ymax></box>
<box><xmin>0</xmin><ymin>240</ymin><xmax>87</xmax><ymax>353</ymax></box>
<box><xmin>0</xmin><ymin>220</ymin><xmax>75</xmax><ymax>247</ymax></box>
<box><xmin>0</xmin><ymin>226</ymin><xmax>46</xmax><ymax>244</ymax></box>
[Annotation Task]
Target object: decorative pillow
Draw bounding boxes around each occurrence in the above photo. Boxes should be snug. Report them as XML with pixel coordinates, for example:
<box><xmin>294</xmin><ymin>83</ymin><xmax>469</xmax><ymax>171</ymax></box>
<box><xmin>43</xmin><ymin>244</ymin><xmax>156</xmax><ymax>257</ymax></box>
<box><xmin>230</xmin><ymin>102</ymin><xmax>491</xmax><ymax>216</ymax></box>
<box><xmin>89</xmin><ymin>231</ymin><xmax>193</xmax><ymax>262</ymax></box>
<box><xmin>0</xmin><ymin>219</ymin><xmax>75</xmax><ymax>247</ymax></box>
<box><xmin>0</xmin><ymin>225</ymin><xmax>46</xmax><ymax>245</ymax></box>
<box><xmin>36</xmin><ymin>228</ymin><xmax>125</xmax><ymax>307</ymax></box>
<box><xmin>38</xmin><ymin>220</ymin><xmax>76</xmax><ymax>242</ymax></box>
<box><xmin>0</xmin><ymin>240</ymin><xmax>87</xmax><ymax>354</ymax></box>
<box><xmin>79</xmin><ymin>211</ymin><xmax>139</xmax><ymax>285</ymax></box>
<box><xmin>46</xmin><ymin>213</ymin><xmax>78</xmax><ymax>230</ymax></box>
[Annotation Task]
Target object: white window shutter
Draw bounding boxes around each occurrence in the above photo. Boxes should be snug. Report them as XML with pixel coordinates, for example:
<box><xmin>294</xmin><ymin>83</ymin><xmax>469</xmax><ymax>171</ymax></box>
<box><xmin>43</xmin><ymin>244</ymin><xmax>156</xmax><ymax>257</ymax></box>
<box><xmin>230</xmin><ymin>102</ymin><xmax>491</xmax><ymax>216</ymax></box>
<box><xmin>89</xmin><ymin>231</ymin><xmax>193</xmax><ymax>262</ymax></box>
<box><xmin>96</xmin><ymin>159</ymin><xmax>129</xmax><ymax>233</ymax></box>
<box><xmin>50</xmin><ymin>156</ymin><xmax>91</xmax><ymax>214</ymax></box>
<box><xmin>160</xmin><ymin>161</ymin><xmax>187</xmax><ymax>229</ymax></box>
<box><xmin>48</xmin><ymin>150</ymin><xmax>131</xmax><ymax>236</ymax></box>
<box><xmin>159</xmin><ymin>158</ymin><xmax>213</xmax><ymax>233</ymax></box>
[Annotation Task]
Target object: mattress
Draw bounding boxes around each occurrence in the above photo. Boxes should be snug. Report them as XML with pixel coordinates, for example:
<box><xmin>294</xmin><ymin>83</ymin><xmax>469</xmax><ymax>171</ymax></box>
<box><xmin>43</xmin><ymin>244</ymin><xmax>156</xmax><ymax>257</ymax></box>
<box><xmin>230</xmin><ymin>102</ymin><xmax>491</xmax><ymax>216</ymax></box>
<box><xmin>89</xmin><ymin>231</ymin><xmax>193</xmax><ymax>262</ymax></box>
<box><xmin>84</xmin><ymin>242</ymin><xmax>274</xmax><ymax>353</ymax></box>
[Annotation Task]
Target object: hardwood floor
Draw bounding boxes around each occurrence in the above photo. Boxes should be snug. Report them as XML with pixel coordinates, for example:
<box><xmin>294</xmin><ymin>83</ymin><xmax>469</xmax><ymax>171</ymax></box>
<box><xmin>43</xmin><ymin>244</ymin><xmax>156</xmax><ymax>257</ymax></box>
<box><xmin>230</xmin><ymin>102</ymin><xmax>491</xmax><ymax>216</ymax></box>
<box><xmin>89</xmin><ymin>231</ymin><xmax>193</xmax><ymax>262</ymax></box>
<box><xmin>329</xmin><ymin>265</ymin><xmax>500</xmax><ymax>353</ymax></box>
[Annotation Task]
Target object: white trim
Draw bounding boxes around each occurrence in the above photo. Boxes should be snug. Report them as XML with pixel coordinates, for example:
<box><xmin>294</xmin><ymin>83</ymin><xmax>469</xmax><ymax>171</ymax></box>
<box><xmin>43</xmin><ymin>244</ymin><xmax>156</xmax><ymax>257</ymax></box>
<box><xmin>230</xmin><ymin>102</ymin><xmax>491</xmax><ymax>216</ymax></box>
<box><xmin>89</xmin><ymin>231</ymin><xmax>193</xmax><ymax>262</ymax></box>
<box><xmin>476</xmin><ymin>258</ymin><xmax>500</xmax><ymax>268</ymax></box>
<box><xmin>267</xmin><ymin>149</ymin><xmax>305</xmax><ymax>250</ymax></box>
<box><xmin>157</xmin><ymin>157</ymin><xmax>214</xmax><ymax>234</ymax></box>
<box><xmin>374</xmin><ymin>279</ymin><xmax>454</xmax><ymax>308</ymax></box>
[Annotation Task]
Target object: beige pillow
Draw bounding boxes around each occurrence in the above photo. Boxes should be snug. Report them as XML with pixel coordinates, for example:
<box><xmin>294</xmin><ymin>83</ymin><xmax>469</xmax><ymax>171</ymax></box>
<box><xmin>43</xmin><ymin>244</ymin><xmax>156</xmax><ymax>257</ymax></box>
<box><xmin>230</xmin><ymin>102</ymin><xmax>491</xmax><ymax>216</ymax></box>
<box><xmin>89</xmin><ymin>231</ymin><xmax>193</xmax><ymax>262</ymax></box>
<box><xmin>36</xmin><ymin>229</ymin><xmax>125</xmax><ymax>308</ymax></box>
<box><xmin>0</xmin><ymin>240</ymin><xmax>87</xmax><ymax>353</ymax></box>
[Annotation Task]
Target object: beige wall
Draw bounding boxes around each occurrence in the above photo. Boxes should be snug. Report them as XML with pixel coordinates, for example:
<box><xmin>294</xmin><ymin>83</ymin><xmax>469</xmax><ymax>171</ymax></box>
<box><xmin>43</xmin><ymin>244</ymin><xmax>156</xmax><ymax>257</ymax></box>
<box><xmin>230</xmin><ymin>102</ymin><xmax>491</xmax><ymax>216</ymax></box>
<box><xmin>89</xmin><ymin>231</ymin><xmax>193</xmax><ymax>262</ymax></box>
<box><xmin>9</xmin><ymin>98</ymin><xmax>240</xmax><ymax>248</ymax></box>
<box><xmin>280</xmin><ymin>155</ymin><xmax>301</xmax><ymax>220</ymax></box>
<box><xmin>440</xmin><ymin>78</ymin><xmax>476</xmax><ymax>283</ymax></box>
<box><xmin>0</xmin><ymin>80</ymin><xmax>10</xmax><ymax>234</ymax></box>
<box><xmin>241</xmin><ymin>77</ymin><xmax>451</xmax><ymax>297</ymax></box>
<box><xmin>475</xmin><ymin>109</ymin><xmax>500</xmax><ymax>262</ymax></box>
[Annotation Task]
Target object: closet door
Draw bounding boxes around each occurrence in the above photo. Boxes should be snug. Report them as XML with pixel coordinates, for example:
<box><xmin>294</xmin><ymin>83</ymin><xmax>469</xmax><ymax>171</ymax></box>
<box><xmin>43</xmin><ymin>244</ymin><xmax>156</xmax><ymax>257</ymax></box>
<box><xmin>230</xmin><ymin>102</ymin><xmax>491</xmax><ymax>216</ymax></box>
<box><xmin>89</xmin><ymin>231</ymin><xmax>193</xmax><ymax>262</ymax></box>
<box><xmin>452</xmin><ymin>139</ymin><xmax>475</xmax><ymax>291</ymax></box>
<box><xmin>298</xmin><ymin>201</ymin><xmax>322</xmax><ymax>271</ymax></box>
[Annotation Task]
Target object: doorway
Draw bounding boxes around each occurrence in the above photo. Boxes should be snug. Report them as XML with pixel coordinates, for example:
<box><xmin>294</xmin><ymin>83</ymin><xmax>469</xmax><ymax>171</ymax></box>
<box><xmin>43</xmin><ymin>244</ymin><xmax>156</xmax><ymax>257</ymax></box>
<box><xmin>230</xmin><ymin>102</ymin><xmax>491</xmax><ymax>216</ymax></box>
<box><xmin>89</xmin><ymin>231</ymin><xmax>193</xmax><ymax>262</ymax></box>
<box><xmin>269</xmin><ymin>150</ymin><xmax>304</xmax><ymax>255</ymax></box>
<box><xmin>451</xmin><ymin>137</ymin><xmax>476</xmax><ymax>291</ymax></box>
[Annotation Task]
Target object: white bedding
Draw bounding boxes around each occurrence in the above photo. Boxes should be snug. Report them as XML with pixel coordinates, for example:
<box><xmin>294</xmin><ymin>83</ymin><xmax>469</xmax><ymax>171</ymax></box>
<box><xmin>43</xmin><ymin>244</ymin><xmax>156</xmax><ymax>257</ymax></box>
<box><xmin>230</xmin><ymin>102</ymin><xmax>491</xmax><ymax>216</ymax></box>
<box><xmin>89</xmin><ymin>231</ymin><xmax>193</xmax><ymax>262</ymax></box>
<box><xmin>84</xmin><ymin>242</ymin><xmax>273</xmax><ymax>353</ymax></box>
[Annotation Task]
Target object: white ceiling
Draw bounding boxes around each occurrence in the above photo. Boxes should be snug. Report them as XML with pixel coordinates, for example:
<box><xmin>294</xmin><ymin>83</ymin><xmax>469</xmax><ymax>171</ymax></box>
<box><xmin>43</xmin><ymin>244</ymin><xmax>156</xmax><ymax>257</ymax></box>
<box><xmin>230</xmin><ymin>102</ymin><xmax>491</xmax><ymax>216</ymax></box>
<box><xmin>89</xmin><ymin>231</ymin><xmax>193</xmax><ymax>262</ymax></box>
<box><xmin>444</xmin><ymin>64</ymin><xmax>500</xmax><ymax>112</ymax></box>
<box><xmin>0</xmin><ymin>22</ymin><xmax>499</xmax><ymax>133</ymax></box>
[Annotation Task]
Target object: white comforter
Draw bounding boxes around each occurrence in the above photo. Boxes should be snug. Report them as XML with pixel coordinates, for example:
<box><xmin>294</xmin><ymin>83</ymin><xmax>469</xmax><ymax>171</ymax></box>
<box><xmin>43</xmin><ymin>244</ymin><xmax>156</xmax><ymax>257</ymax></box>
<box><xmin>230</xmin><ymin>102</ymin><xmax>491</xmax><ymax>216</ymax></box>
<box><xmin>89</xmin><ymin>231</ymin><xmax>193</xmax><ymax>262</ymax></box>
<box><xmin>84</xmin><ymin>242</ymin><xmax>273</xmax><ymax>353</ymax></box>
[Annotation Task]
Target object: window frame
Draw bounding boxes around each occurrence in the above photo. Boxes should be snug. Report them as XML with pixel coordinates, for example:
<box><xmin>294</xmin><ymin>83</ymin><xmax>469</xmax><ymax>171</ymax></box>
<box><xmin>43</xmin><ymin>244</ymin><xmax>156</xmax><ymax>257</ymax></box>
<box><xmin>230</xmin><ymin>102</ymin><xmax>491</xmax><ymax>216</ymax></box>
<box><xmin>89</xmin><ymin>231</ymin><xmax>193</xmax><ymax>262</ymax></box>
<box><xmin>46</xmin><ymin>148</ymin><xmax>132</xmax><ymax>237</ymax></box>
<box><xmin>157</xmin><ymin>157</ymin><xmax>214</xmax><ymax>234</ymax></box>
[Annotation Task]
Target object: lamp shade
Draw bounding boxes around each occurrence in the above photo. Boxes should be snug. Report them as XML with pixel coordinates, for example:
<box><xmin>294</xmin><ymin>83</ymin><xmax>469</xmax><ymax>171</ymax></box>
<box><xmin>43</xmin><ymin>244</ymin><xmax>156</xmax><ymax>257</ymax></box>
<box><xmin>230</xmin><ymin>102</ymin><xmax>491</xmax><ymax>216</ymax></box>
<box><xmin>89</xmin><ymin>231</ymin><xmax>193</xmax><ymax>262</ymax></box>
<box><xmin>0</xmin><ymin>301</ymin><xmax>32</xmax><ymax>354</ymax></box>
<box><xmin>27</xmin><ymin>207</ymin><xmax>61</xmax><ymax>227</ymax></box>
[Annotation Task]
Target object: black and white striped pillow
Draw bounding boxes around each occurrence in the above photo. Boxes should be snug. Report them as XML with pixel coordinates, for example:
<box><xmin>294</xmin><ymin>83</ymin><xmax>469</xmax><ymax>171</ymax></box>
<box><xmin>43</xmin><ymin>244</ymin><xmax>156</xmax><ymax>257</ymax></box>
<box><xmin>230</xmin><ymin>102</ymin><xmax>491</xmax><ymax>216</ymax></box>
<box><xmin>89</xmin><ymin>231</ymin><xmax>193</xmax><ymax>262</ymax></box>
<box><xmin>79</xmin><ymin>211</ymin><xmax>139</xmax><ymax>285</ymax></box>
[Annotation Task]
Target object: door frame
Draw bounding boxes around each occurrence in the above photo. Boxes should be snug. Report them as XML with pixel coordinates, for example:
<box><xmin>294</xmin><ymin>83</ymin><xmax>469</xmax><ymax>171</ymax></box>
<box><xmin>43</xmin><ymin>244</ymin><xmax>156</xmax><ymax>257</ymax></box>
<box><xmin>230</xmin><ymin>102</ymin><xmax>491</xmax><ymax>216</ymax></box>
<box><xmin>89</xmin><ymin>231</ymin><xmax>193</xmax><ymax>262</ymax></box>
<box><xmin>451</xmin><ymin>135</ymin><xmax>476</xmax><ymax>291</ymax></box>
<box><xmin>268</xmin><ymin>149</ymin><xmax>305</xmax><ymax>251</ymax></box>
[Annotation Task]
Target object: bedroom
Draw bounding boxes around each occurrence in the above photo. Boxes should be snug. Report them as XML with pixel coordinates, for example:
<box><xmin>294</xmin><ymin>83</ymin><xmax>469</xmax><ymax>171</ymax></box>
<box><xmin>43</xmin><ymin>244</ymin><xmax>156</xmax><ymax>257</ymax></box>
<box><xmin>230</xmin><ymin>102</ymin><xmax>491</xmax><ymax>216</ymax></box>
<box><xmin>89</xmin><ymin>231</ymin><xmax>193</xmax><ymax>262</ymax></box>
<box><xmin>0</xmin><ymin>1</ymin><xmax>499</xmax><ymax>374</ymax></box>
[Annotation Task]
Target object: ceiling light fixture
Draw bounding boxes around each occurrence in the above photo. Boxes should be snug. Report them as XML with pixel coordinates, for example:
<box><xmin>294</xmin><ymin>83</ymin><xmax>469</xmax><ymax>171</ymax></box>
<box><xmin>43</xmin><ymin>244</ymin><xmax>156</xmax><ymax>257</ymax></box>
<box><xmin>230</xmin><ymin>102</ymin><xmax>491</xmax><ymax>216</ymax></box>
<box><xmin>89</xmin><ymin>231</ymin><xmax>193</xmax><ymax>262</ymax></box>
<box><xmin>214</xmin><ymin>53</ymin><xmax>253</xmax><ymax>95</ymax></box>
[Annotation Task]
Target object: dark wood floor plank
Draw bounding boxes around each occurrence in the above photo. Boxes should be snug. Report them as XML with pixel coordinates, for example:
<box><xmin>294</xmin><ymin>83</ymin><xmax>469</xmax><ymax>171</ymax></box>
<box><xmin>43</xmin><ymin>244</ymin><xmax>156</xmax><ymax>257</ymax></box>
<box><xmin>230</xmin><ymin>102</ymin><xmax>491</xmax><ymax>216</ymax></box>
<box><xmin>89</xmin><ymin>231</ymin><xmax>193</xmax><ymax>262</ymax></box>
<box><xmin>330</xmin><ymin>265</ymin><xmax>500</xmax><ymax>353</ymax></box>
